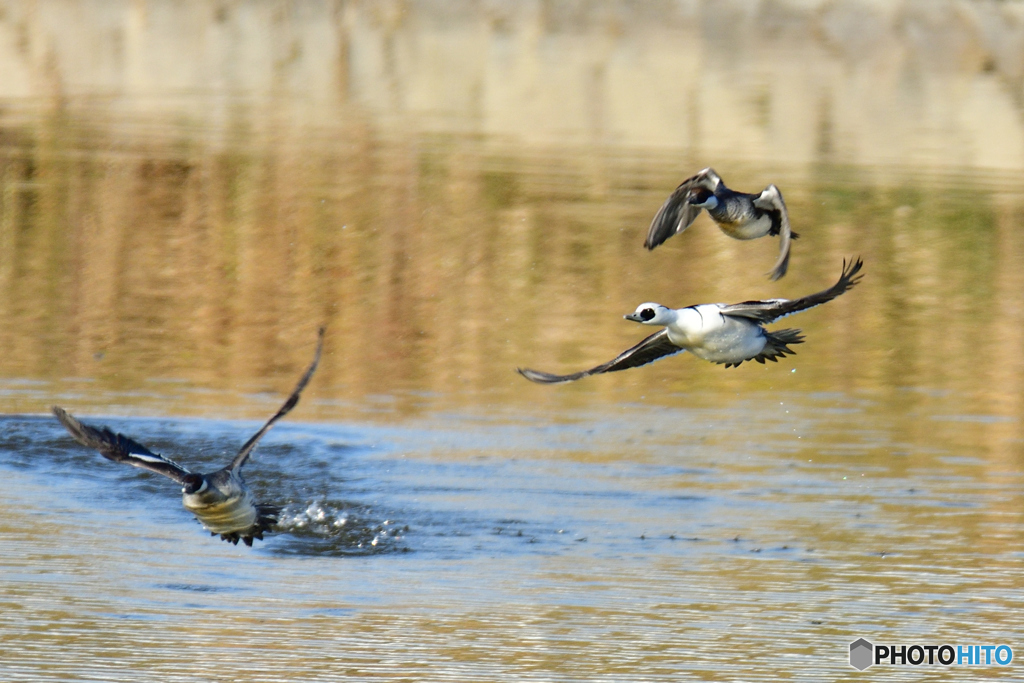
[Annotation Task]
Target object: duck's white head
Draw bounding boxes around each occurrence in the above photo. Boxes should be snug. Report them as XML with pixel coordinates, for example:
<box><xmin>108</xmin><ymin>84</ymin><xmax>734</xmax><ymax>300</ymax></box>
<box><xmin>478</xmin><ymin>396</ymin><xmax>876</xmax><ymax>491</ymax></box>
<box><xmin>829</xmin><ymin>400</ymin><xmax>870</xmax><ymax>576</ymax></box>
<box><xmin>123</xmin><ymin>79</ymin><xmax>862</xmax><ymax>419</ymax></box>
<box><xmin>625</xmin><ymin>303</ymin><xmax>675</xmax><ymax>326</ymax></box>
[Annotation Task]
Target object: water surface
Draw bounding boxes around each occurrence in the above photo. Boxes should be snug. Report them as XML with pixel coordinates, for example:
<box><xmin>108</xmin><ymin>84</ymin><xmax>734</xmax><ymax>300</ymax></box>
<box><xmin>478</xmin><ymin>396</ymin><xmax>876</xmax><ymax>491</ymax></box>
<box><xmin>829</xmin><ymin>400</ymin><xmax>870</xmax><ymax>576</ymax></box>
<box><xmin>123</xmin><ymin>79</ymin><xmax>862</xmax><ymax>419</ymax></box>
<box><xmin>2</xmin><ymin>2</ymin><xmax>1024</xmax><ymax>681</ymax></box>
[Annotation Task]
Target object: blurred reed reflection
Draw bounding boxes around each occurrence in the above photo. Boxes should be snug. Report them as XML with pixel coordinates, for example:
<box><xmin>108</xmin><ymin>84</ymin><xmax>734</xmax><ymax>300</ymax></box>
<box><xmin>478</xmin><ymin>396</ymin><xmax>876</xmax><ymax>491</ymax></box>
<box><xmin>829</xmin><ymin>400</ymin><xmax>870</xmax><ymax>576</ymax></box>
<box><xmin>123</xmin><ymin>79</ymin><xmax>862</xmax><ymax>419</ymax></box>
<box><xmin>2</xmin><ymin>102</ymin><xmax>1024</xmax><ymax>429</ymax></box>
<box><xmin>0</xmin><ymin>102</ymin><xmax>1023</xmax><ymax>428</ymax></box>
<box><xmin>0</xmin><ymin>1</ymin><xmax>1021</xmax><ymax>454</ymax></box>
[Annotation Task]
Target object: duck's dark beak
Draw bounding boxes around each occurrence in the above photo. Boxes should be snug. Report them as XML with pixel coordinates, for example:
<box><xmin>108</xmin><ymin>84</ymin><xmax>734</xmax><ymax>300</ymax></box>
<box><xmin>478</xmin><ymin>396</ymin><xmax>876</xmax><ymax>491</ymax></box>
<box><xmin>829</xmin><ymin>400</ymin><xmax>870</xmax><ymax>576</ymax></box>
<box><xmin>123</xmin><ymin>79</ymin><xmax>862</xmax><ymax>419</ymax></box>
<box><xmin>624</xmin><ymin>313</ymin><xmax>644</xmax><ymax>323</ymax></box>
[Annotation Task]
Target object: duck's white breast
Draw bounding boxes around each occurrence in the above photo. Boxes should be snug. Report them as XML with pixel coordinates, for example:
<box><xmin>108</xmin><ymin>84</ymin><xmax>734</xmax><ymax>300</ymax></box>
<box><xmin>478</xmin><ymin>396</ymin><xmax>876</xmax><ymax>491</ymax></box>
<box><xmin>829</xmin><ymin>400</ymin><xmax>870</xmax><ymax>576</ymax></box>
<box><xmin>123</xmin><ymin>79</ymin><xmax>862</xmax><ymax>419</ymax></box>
<box><xmin>670</xmin><ymin>307</ymin><xmax>766</xmax><ymax>363</ymax></box>
<box><xmin>718</xmin><ymin>213</ymin><xmax>773</xmax><ymax>240</ymax></box>
<box><xmin>183</xmin><ymin>482</ymin><xmax>259</xmax><ymax>534</ymax></box>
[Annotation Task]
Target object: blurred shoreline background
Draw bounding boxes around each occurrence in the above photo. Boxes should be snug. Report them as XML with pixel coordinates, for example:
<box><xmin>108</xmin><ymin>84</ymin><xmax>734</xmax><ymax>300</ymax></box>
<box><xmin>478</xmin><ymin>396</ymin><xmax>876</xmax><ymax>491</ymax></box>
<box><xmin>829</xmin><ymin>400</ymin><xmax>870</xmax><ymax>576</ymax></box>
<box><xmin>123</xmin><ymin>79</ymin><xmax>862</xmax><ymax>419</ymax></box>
<box><xmin>0</xmin><ymin>0</ymin><xmax>1022</xmax><ymax>438</ymax></box>
<box><xmin>4</xmin><ymin>1</ymin><xmax>1024</xmax><ymax>169</ymax></box>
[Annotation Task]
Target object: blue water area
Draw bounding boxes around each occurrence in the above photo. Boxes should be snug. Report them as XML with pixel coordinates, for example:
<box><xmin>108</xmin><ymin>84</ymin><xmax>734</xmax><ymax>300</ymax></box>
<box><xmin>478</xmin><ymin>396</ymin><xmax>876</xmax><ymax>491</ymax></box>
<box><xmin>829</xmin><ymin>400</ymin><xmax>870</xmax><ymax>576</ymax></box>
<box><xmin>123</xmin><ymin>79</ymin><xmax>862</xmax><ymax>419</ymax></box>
<box><xmin>2</xmin><ymin>394</ymin><xmax>1024</xmax><ymax>682</ymax></box>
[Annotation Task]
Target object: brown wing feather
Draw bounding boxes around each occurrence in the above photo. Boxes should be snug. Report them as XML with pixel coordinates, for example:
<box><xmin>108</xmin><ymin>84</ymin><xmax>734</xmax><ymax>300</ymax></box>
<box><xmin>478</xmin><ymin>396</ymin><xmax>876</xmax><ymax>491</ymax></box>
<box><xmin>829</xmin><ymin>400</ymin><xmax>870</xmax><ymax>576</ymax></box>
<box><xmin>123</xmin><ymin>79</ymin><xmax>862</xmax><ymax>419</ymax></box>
<box><xmin>644</xmin><ymin>169</ymin><xmax>720</xmax><ymax>250</ymax></box>
<box><xmin>720</xmin><ymin>257</ymin><xmax>863</xmax><ymax>324</ymax></box>
<box><xmin>52</xmin><ymin>406</ymin><xmax>191</xmax><ymax>483</ymax></box>
<box><xmin>753</xmin><ymin>184</ymin><xmax>793</xmax><ymax>281</ymax></box>
<box><xmin>229</xmin><ymin>327</ymin><xmax>324</xmax><ymax>472</ymax></box>
<box><xmin>518</xmin><ymin>329</ymin><xmax>684</xmax><ymax>384</ymax></box>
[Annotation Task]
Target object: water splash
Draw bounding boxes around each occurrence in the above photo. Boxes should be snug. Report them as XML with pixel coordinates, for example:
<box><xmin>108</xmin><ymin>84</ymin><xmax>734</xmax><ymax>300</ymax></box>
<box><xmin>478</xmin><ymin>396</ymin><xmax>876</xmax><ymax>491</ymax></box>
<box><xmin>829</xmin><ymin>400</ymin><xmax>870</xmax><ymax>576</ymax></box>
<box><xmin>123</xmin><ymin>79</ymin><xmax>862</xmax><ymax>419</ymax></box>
<box><xmin>272</xmin><ymin>498</ymin><xmax>408</xmax><ymax>556</ymax></box>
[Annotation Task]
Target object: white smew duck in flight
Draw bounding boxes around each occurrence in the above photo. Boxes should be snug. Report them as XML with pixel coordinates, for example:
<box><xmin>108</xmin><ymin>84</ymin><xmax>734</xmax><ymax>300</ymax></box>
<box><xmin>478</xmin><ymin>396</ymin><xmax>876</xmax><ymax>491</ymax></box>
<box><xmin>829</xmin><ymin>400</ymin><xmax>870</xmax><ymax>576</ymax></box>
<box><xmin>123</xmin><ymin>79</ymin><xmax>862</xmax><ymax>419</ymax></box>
<box><xmin>518</xmin><ymin>259</ymin><xmax>862</xmax><ymax>384</ymax></box>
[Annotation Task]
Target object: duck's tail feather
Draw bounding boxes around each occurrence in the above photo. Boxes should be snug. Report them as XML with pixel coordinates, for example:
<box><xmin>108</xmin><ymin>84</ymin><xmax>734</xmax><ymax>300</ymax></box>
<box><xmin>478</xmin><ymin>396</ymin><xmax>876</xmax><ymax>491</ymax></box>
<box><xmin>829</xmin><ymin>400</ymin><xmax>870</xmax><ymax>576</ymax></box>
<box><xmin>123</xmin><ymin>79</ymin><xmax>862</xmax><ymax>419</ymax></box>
<box><xmin>754</xmin><ymin>328</ymin><xmax>804</xmax><ymax>364</ymax></box>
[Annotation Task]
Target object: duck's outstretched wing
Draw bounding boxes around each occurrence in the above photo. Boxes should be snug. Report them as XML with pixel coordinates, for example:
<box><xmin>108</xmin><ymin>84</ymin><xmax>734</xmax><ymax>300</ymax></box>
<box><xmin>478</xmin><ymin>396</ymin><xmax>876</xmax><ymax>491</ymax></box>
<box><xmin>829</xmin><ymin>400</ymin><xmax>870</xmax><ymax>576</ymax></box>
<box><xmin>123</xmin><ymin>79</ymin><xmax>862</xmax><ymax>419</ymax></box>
<box><xmin>52</xmin><ymin>406</ymin><xmax>190</xmax><ymax>483</ymax></box>
<box><xmin>753</xmin><ymin>184</ymin><xmax>793</xmax><ymax>281</ymax></box>
<box><xmin>644</xmin><ymin>168</ymin><xmax>721</xmax><ymax>250</ymax></box>
<box><xmin>229</xmin><ymin>327</ymin><xmax>324</xmax><ymax>472</ymax></box>
<box><xmin>518</xmin><ymin>329</ymin><xmax>683</xmax><ymax>384</ymax></box>
<box><xmin>719</xmin><ymin>257</ymin><xmax>864</xmax><ymax>325</ymax></box>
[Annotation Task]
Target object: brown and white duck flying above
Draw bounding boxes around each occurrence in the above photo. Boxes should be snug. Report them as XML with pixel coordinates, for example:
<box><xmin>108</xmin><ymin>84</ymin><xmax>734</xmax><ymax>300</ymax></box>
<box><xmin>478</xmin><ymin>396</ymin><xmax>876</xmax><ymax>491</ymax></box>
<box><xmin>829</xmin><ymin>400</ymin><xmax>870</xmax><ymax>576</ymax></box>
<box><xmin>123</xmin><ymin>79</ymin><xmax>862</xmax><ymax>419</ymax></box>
<box><xmin>645</xmin><ymin>167</ymin><xmax>797</xmax><ymax>281</ymax></box>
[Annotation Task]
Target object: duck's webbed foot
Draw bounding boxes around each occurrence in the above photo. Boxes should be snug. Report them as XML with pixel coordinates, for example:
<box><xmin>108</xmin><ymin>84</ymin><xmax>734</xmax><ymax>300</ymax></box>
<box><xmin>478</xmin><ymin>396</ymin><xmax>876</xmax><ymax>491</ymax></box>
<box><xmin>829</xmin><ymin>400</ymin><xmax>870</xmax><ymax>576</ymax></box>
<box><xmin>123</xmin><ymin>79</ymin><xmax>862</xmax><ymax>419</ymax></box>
<box><xmin>213</xmin><ymin>505</ymin><xmax>280</xmax><ymax>546</ymax></box>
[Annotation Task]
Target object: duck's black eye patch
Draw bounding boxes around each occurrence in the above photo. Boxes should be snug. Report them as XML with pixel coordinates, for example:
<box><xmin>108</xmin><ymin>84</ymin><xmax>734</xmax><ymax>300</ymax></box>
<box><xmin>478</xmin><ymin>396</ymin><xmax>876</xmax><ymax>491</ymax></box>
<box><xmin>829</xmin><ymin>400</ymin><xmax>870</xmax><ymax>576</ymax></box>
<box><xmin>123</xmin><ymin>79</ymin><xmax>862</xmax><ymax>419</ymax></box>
<box><xmin>640</xmin><ymin>308</ymin><xmax>655</xmax><ymax>321</ymax></box>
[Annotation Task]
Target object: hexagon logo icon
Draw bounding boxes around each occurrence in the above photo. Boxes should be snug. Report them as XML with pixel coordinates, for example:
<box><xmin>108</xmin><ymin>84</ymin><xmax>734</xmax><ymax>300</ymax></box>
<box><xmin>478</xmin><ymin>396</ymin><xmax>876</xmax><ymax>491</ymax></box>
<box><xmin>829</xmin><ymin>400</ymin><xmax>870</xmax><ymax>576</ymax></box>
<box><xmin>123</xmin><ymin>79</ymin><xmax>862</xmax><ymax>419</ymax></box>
<box><xmin>849</xmin><ymin>638</ymin><xmax>873</xmax><ymax>670</ymax></box>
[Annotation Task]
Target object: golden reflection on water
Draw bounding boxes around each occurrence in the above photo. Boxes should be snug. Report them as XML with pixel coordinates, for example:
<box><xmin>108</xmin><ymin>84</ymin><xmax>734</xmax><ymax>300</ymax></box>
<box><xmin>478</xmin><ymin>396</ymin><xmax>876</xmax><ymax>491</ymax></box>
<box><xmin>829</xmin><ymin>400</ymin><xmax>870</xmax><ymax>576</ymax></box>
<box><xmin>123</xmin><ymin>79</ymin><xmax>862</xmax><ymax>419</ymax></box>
<box><xmin>0</xmin><ymin>0</ymin><xmax>1023</xmax><ymax>438</ymax></box>
<box><xmin>2</xmin><ymin>103</ymin><xmax>1024</xmax><ymax>433</ymax></box>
